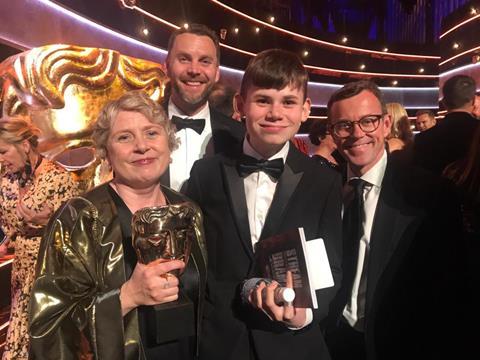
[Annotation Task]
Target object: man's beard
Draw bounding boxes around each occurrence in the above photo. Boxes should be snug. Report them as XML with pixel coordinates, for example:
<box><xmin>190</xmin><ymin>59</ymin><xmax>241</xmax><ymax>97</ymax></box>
<box><xmin>172</xmin><ymin>80</ymin><xmax>215</xmax><ymax>107</ymax></box>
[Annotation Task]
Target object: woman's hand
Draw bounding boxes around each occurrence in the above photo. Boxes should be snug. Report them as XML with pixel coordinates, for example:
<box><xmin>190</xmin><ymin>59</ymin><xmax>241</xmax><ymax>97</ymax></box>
<box><xmin>120</xmin><ymin>259</ymin><xmax>185</xmax><ymax>316</ymax></box>
<box><xmin>248</xmin><ymin>271</ymin><xmax>307</xmax><ymax>329</ymax></box>
<box><xmin>16</xmin><ymin>199</ymin><xmax>53</xmax><ymax>226</ymax></box>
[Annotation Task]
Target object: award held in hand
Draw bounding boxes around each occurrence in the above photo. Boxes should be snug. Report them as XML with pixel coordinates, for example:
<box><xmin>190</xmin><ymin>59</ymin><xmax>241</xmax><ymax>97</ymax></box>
<box><xmin>254</xmin><ymin>228</ymin><xmax>334</xmax><ymax>309</ymax></box>
<box><xmin>132</xmin><ymin>203</ymin><xmax>200</xmax><ymax>344</ymax></box>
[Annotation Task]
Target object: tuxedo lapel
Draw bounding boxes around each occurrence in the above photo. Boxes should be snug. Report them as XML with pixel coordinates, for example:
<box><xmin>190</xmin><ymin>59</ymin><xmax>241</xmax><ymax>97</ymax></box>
<box><xmin>366</xmin><ymin>161</ymin><xmax>419</xmax><ymax>312</ymax></box>
<box><xmin>260</xmin><ymin>146</ymin><xmax>304</xmax><ymax>240</ymax></box>
<box><xmin>222</xmin><ymin>158</ymin><xmax>254</xmax><ymax>260</ymax></box>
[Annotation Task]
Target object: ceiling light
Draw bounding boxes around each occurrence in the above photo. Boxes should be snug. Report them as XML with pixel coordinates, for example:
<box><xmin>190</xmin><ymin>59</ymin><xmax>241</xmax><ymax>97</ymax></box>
<box><xmin>234</xmin><ymin>27</ymin><xmax>239</xmax><ymax>34</ymax></box>
<box><xmin>255</xmin><ymin>27</ymin><xmax>260</xmax><ymax>33</ymax></box>
<box><xmin>142</xmin><ymin>28</ymin><xmax>149</xmax><ymax>36</ymax></box>
<box><xmin>383</xmin><ymin>47</ymin><xmax>389</xmax><ymax>52</ymax></box>
<box><xmin>303</xmin><ymin>50</ymin><xmax>309</xmax><ymax>57</ymax></box>
<box><xmin>418</xmin><ymin>67</ymin><xmax>424</xmax><ymax>73</ymax></box>
<box><xmin>183</xmin><ymin>23</ymin><xmax>189</xmax><ymax>29</ymax></box>
<box><xmin>359</xmin><ymin>64</ymin><xmax>366</xmax><ymax>70</ymax></box>
<box><xmin>341</xmin><ymin>36</ymin><xmax>348</xmax><ymax>43</ymax></box>
<box><xmin>392</xmin><ymin>80</ymin><xmax>398</xmax><ymax>86</ymax></box>
<box><xmin>453</xmin><ymin>42</ymin><xmax>460</xmax><ymax>49</ymax></box>
<box><xmin>269</xmin><ymin>16</ymin><xmax>275</xmax><ymax>23</ymax></box>
<box><xmin>471</xmin><ymin>7</ymin><xmax>477</xmax><ymax>15</ymax></box>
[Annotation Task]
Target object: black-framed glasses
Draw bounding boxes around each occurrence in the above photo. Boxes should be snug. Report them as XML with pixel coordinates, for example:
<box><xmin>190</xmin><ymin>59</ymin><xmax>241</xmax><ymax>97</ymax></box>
<box><xmin>330</xmin><ymin>114</ymin><xmax>384</xmax><ymax>138</ymax></box>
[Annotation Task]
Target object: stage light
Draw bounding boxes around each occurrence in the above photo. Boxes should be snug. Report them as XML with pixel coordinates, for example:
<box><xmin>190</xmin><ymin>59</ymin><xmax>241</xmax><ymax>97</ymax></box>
<box><xmin>471</xmin><ymin>7</ymin><xmax>477</xmax><ymax>15</ymax></box>
<box><xmin>453</xmin><ymin>42</ymin><xmax>460</xmax><ymax>49</ymax></box>
<box><xmin>303</xmin><ymin>50</ymin><xmax>309</xmax><ymax>57</ymax></box>
<box><xmin>142</xmin><ymin>27</ymin><xmax>149</xmax><ymax>36</ymax></box>
<box><xmin>183</xmin><ymin>23</ymin><xmax>189</xmax><ymax>29</ymax></box>
<box><xmin>440</xmin><ymin>45</ymin><xmax>480</xmax><ymax>66</ymax></box>
<box><xmin>418</xmin><ymin>67</ymin><xmax>424</xmax><ymax>73</ymax></box>
<box><xmin>269</xmin><ymin>16</ymin><xmax>275</xmax><ymax>23</ymax></box>
<box><xmin>359</xmin><ymin>64</ymin><xmax>366</xmax><ymax>70</ymax></box>
<box><xmin>392</xmin><ymin>80</ymin><xmax>398</xmax><ymax>86</ymax></box>
<box><xmin>341</xmin><ymin>36</ymin><xmax>348</xmax><ymax>43</ymax></box>
<box><xmin>234</xmin><ymin>27</ymin><xmax>239</xmax><ymax>34</ymax></box>
<box><xmin>383</xmin><ymin>47</ymin><xmax>389</xmax><ymax>52</ymax></box>
<box><xmin>255</xmin><ymin>27</ymin><xmax>260</xmax><ymax>33</ymax></box>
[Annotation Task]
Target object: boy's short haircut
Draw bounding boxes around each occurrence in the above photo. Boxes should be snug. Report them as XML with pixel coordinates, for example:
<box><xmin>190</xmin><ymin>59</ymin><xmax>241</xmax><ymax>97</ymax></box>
<box><xmin>240</xmin><ymin>49</ymin><xmax>309</xmax><ymax>100</ymax></box>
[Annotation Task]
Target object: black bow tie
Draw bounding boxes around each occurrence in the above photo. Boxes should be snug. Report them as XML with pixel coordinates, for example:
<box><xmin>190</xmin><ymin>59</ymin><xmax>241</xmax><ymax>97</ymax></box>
<box><xmin>237</xmin><ymin>155</ymin><xmax>284</xmax><ymax>180</ymax></box>
<box><xmin>171</xmin><ymin>115</ymin><xmax>205</xmax><ymax>135</ymax></box>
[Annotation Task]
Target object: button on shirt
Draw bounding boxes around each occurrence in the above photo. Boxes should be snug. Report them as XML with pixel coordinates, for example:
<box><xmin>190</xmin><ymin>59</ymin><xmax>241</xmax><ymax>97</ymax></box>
<box><xmin>343</xmin><ymin>150</ymin><xmax>387</xmax><ymax>330</ymax></box>
<box><xmin>168</xmin><ymin>100</ymin><xmax>213</xmax><ymax>192</ymax></box>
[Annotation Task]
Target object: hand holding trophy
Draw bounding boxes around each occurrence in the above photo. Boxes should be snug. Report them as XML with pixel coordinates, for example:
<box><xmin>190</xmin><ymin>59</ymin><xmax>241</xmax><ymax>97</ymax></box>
<box><xmin>131</xmin><ymin>203</ymin><xmax>200</xmax><ymax>344</ymax></box>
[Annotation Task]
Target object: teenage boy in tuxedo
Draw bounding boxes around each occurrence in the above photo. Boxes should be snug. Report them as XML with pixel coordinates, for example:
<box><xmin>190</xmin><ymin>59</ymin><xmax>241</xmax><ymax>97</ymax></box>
<box><xmin>187</xmin><ymin>49</ymin><xmax>342</xmax><ymax>360</ymax></box>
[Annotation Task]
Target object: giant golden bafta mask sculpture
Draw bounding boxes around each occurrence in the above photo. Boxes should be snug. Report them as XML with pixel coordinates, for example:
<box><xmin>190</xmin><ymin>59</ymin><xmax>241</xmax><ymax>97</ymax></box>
<box><xmin>0</xmin><ymin>44</ymin><xmax>168</xmax><ymax>190</ymax></box>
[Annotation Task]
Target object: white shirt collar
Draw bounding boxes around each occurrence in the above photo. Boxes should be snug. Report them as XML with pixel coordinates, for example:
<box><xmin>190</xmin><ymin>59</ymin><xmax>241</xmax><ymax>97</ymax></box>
<box><xmin>243</xmin><ymin>138</ymin><xmax>290</xmax><ymax>162</ymax></box>
<box><xmin>168</xmin><ymin>98</ymin><xmax>211</xmax><ymax>120</ymax></box>
<box><xmin>347</xmin><ymin>149</ymin><xmax>387</xmax><ymax>188</ymax></box>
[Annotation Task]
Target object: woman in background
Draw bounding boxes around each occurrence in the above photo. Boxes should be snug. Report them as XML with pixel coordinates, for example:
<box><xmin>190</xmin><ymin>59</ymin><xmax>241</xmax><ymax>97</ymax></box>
<box><xmin>308</xmin><ymin>119</ymin><xmax>341</xmax><ymax>170</ymax></box>
<box><xmin>386</xmin><ymin>102</ymin><xmax>414</xmax><ymax>152</ymax></box>
<box><xmin>0</xmin><ymin>116</ymin><xmax>80</xmax><ymax>360</ymax></box>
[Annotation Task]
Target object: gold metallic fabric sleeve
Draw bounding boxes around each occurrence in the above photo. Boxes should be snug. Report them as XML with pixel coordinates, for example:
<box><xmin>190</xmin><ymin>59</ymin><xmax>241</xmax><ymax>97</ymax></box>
<box><xmin>28</xmin><ymin>196</ymin><xmax>133</xmax><ymax>360</ymax></box>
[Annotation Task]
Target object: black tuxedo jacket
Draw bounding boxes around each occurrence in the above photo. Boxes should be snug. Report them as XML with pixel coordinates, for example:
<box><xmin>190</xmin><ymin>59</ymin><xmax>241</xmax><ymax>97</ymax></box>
<box><xmin>160</xmin><ymin>104</ymin><xmax>245</xmax><ymax>187</ymax></box>
<box><xmin>327</xmin><ymin>154</ymin><xmax>466</xmax><ymax>360</ymax></box>
<box><xmin>413</xmin><ymin>111</ymin><xmax>479</xmax><ymax>175</ymax></box>
<box><xmin>186</xmin><ymin>144</ymin><xmax>343</xmax><ymax>360</ymax></box>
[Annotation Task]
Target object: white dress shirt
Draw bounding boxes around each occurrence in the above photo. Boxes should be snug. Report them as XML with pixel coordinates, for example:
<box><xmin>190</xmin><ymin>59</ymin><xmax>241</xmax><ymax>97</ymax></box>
<box><xmin>242</xmin><ymin>139</ymin><xmax>312</xmax><ymax>328</ymax></box>
<box><xmin>168</xmin><ymin>99</ymin><xmax>213</xmax><ymax>191</ymax></box>
<box><xmin>243</xmin><ymin>139</ymin><xmax>289</xmax><ymax>249</ymax></box>
<box><xmin>343</xmin><ymin>150</ymin><xmax>387</xmax><ymax>330</ymax></box>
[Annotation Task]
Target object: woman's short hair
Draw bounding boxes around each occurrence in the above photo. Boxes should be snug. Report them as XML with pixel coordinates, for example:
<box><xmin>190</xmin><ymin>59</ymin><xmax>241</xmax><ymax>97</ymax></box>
<box><xmin>93</xmin><ymin>90</ymin><xmax>178</xmax><ymax>160</ymax></box>
<box><xmin>308</xmin><ymin>120</ymin><xmax>329</xmax><ymax>145</ymax></box>
<box><xmin>386</xmin><ymin>103</ymin><xmax>408</xmax><ymax>138</ymax></box>
<box><xmin>0</xmin><ymin>115</ymin><xmax>41</xmax><ymax>148</ymax></box>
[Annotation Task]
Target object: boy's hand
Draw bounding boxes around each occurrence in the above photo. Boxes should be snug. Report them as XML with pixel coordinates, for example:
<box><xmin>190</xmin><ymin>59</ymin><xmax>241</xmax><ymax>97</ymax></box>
<box><xmin>248</xmin><ymin>271</ymin><xmax>307</xmax><ymax>328</ymax></box>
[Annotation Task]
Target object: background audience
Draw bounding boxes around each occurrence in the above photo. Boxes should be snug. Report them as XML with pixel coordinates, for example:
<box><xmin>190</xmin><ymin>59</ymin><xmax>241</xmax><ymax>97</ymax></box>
<box><xmin>0</xmin><ymin>116</ymin><xmax>80</xmax><ymax>360</ymax></box>
<box><xmin>385</xmin><ymin>102</ymin><xmax>413</xmax><ymax>152</ymax></box>
<box><xmin>415</xmin><ymin>109</ymin><xmax>437</xmax><ymax>131</ymax></box>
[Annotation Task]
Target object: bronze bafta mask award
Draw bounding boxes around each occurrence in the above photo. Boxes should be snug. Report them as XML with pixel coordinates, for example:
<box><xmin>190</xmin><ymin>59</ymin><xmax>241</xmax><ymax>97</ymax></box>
<box><xmin>132</xmin><ymin>204</ymin><xmax>195</xmax><ymax>270</ymax></box>
<box><xmin>131</xmin><ymin>203</ymin><xmax>198</xmax><ymax>344</ymax></box>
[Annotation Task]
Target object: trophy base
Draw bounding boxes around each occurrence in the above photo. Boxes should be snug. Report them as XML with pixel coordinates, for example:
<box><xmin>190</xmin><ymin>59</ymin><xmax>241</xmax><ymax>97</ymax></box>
<box><xmin>146</xmin><ymin>291</ymin><xmax>195</xmax><ymax>345</ymax></box>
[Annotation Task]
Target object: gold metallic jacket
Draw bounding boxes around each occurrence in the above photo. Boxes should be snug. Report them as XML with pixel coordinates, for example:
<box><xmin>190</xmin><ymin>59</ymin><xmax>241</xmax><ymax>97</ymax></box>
<box><xmin>28</xmin><ymin>183</ymin><xmax>207</xmax><ymax>359</ymax></box>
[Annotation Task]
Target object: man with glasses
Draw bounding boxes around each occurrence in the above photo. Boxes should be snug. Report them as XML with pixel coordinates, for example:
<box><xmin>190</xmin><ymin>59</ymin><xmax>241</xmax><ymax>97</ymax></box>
<box><xmin>324</xmin><ymin>80</ymin><xmax>465</xmax><ymax>360</ymax></box>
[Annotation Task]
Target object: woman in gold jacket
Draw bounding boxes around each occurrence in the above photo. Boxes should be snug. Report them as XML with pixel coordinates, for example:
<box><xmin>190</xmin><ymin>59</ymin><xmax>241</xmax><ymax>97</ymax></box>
<box><xmin>28</xmin><ymin>91</ymin><xmax>207</xmax><ymax>360</ymax></box>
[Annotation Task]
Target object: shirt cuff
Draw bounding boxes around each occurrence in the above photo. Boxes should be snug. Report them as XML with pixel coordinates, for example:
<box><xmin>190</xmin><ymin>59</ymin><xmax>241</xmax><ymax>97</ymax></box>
<box><xmin>288</xmin><ymin>308</ymin><xmax>313</xmax><ymax>330</ymax></box>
